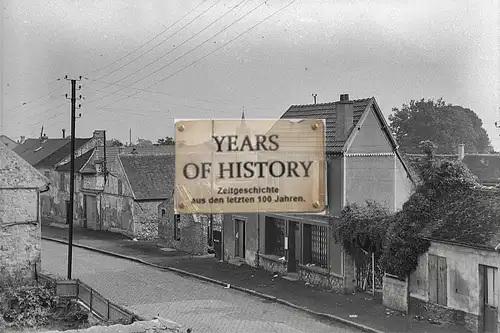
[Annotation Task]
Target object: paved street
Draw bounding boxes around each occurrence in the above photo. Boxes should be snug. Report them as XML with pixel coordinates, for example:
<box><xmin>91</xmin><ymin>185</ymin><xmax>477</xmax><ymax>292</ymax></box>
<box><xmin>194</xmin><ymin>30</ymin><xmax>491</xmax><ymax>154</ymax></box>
<box><xmin>42</xmin><ymin>240</ymin><xmax>361</xmax><ymax>333</ymax></box>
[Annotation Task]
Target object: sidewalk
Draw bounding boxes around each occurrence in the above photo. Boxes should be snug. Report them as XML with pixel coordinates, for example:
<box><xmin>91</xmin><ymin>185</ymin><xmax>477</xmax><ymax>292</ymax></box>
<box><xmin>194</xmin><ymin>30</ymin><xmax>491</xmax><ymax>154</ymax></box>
<box><xmin>42</xmin><ymin>225</ymin><xmax>469</xmax><ymax>333</ymax></box>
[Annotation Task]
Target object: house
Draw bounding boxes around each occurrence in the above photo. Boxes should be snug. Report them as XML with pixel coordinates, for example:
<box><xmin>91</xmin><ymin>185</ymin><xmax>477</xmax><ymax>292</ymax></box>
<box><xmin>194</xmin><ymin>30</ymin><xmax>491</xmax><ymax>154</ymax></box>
<box><xmin>0</xmin><ymin>142</ymin><xmax>50</xmax><ymax>280</ymax></box>
<box><xmin>12</xmin><ymin>130</ymin><xmax>106</xmax><ymax>224</ymax></box>
<box><xmin>408</xmin><ymin>187</ymin><xmax>500</xmax><ymax>333</ymax></box>
<box><xmin>407</xmin><ymin>144</ymin><xmax>500</xmax><ymax>186</ymax></box>
<box><xmin>0</xmin><ymin>134</ymin><xmax>19</xmax><ymax>150</ymax></box>
<box><xmin>221</xmin><ymin>94</ymin><xmax>415</xmax><ymax>291</ymax></box>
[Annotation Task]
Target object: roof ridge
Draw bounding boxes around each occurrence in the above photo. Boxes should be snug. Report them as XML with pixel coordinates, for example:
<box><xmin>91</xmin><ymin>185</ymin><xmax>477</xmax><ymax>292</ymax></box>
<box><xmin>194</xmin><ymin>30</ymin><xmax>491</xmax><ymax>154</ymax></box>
<box><xmin>289</xmin><ymin>97</ymin><xmax>372</xmax><ymax>109</ymax></box>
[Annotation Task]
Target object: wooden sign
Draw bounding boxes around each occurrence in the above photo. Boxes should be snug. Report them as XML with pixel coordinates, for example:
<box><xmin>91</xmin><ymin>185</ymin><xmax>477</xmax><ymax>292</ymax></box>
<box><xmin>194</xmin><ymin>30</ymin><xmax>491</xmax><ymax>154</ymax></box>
<box><xmin>174</xmin><ymin>119</ymin><xmax>325</xmax><ymax>214</ymax></box>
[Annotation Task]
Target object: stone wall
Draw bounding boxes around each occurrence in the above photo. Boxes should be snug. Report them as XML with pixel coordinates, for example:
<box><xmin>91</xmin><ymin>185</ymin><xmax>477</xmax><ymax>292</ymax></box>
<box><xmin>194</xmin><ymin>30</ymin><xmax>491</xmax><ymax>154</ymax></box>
<box><xmin>158</xmin><ymin>198</ymin><xmax>219</xmax><ymax>254</ymax></box>
<box><xmin>299</xmin><ymin>265</ymin><xmax>344</xmax><ymax>291</ymax></box>
<box><xmin>101</xmin><ymin>193</ymin><xmax>134</xmax><ymax>234</ymax></box>
<box><xmin>258</xmin><ymin>255</ymin><xmax>287</xmax><ymax>275</ymax></box>
<box><xmin>133</xmin><ymin>201</ymin><xmax>161</xmax><ymax>240</ymax></box>
<box><xmin>410</xmin><ymin>296</ymin><xmax>479</xmax><ymax>333</ymax></box>
<box><xmin>383</xmin><ymin>274</ymin><xmax>409</xmax><ymax>313</ymax></box>
<box><xmin>0</xmin><ymin>187</ymin><xmax>42</xmax><ymax>280</ymax></box>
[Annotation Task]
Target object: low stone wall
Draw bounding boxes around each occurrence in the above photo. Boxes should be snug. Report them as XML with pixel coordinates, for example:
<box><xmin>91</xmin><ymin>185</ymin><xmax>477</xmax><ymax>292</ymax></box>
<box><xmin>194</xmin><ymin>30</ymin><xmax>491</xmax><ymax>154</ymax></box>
<box><xmin>410</xmin><ymin>296</ymin><xmax>479</xmax><ymax>333</ymax></box>
<box><xmin>42</xmin><ymin>318</ymin><xmax>183</xmax><ymax>333</ymax></box>
<box><xmin>383</xmin><ymin>274</ymin><xmax>409</xmax><ymax>313</ymax></box>
<box><xmin>298</xmin><ymin>265</ymin><xmax>343</xmax><ymax>291</ymax></box>
<box><xmin>258</xmin><ymin>254</ymin><xmax>287</xmax><ymax>275</ymax></box>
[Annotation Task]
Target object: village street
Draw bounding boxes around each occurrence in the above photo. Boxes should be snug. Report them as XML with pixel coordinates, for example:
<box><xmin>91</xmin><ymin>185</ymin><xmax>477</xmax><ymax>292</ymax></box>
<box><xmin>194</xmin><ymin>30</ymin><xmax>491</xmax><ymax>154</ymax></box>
<box><xmin>41</xmin><ymin>240</ymin><xmax>361</xmax><ymax>333</ymax></box>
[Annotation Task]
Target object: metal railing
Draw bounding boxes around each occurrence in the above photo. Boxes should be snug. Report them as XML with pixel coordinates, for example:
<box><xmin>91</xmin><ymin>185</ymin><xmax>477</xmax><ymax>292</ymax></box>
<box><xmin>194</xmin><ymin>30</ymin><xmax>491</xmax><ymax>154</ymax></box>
<box><xmin>37</xmin><ymin>272</ymin><xmax>141</xmax><ymax>323</ymax></box>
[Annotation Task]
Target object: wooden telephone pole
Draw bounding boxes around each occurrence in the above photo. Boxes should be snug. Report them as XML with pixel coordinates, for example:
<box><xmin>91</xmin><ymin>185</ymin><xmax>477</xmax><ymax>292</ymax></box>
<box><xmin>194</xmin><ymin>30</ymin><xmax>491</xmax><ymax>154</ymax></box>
<box><xmin>65</xmin><ymin>75</ymin><xmax>82</xmax><ymax>280</ymax></box>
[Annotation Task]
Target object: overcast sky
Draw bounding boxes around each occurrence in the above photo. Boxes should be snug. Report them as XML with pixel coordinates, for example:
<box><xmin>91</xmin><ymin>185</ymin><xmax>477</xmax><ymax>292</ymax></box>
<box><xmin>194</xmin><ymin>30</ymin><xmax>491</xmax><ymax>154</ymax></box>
<box><xmin>1</xmin><ymin>0</ymin><xmax>499</xmax><ymax>149</ymax></box>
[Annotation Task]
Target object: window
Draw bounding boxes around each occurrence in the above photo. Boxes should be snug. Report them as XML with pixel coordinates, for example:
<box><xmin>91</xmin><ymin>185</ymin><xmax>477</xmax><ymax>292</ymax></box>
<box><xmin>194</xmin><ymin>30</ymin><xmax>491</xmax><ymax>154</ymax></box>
<box><xmin>428</xmin><ymin>254</ymin><xmax>447</xmax><ymax>306</ymax></box>
<box><xmin>302</xmin><ymin>224</ymin><xmax>328</xmax><ymax>269</ymax></box>
<box><xmin>59</xmin><ymin>173</ymin><xmax>65</xmax><ymax>191</ymax></box>
<box><xmin>44</xmin><ymin>171</ymin><xmax>50</xmax><ymax>179</ymax></box>
<box><xmin>265</xmin><ymin>217</ymin><xmax>286</xmax><ymax>257</ymax></box>
<box><xmin>80</xmin><ymin>175</ymin><xmax>84</xmax><ymax>189</ymax></box>
<box><xmin>174</xmin><ymin>214</ymin><xmax>181</xmax><ymax>240</ymax></box>
<box><xmin>117</xmin><ymin>179</ymin><xmax>123</xmax><ymax>196</ymax></box>
<box><xmin>161</xmin><ymin>209</ymin><xmax>166</xmax><ymax>217</ymax></box>
<box><xmin>486</xmin><ymin>266</ymin><xmax>498</xmax><ymax>307</ymax></box>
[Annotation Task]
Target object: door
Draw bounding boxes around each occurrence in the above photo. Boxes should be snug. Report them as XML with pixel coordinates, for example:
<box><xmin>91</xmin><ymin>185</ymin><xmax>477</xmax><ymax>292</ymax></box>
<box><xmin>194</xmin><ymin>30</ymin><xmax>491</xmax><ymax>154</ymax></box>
<box><xmin>481</xmin><ymin>265</ymin><xmax>498</xmax><ymax>333</ymax></box>
<box><xmin>213</xmin><ymin>230</ymin><xmax>222</xmax><ymax>259</ymax></box>
<box><xmin>234</xmin><ymin>219</ymin><xmax>245</xmax><ymax>258</ymax></box>
<box><xmin>85</xmin><ymin>195</ymin><xmax>98</xmax><ymax>230</ymax></box>
<box><xmin>82</xmin><ymin>196</ymin><xmax>87</xmax><ymax>228</ymax></box>
<box><xmin>287</xmin><ymin>221</ymin><xmax>300</xmax><ymax>272</ymax></box>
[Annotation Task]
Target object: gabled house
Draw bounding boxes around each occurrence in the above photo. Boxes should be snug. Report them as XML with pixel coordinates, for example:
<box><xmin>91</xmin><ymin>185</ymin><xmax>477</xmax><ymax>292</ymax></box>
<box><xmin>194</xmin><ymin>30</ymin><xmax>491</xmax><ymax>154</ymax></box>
<box><xmin>12</xmin><ymin>130</ymin><xmax>105</xmax><ymax>225</ymax></box>
<box><xmin>0</xmin><ymin>142</ymin><xmax>50</xmax><ymax>280</ymax></box>
<box><xmin>221</xmin><ymin>94</ymin><xmax>415</xmax><ymax>291</ymax></box>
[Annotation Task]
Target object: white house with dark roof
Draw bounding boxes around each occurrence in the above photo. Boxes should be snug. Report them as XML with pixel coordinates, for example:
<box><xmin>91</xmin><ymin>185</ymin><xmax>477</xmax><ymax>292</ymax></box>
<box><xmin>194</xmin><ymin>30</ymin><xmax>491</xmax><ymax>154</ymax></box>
<box><xmin>222</xmin><ymin>93</ymin><xmax>415</xmax><ymax>292</ymax></box>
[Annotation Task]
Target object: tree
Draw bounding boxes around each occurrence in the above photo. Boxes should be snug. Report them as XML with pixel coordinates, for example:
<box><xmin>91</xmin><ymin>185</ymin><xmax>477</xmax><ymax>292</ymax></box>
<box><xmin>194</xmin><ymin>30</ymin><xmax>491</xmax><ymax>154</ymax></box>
<box><xmin>389</xmin><ymin>98</ymin><xmax>491</xmax><ymax>154</ymax></box>
<box><xmin>106</xmin><ymin>139</ymin><xmax>124</xmax><ymax>147</ymax></box>
<box><xmin>156</xmin><ymin>136</ymin><xmax>175</xmax><ymax>146</ymax></box>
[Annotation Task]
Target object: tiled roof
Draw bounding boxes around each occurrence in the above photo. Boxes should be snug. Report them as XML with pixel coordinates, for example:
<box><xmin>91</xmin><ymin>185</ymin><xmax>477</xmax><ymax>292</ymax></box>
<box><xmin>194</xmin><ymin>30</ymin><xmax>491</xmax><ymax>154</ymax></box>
<box><xmin>0</xmin><ymin>135</ymin><xmax>18</xmax><ymax>149</ymax></box>
<box><xmin>13</xmin><ymin>138</ymin><xmax>92</xmax><ymax>167</ymax></box>
<box><xmin>119</xmin><ymin>154</ymin><xmax>175</xmax><ymax>201</ymax></box>
<box><xmin>281</xmin><ymin>98</ymin><xmax>372</xmax><ymax>154</ymax></box>
<box><xmin>95</xmin><ymin>145</ymin><xmax>174</xmax><ymax>161</ymax></box>
<box><xmin>1</xmin><ymin>143</ymin><xmax>49</xmax><ymax>189</ymax></box>
<box><xmin>55</xmin><ymin>148</ymin><xmax>95</xmax><ymax>172</ymax></box>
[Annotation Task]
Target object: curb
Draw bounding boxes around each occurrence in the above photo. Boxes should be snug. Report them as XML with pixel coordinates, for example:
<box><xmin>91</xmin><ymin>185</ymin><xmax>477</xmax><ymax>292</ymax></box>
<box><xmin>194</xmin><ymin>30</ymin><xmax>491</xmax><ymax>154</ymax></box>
<box><xmin>42</xmin><ymin>236</ymin><xmax>385</xmax><ymax>333</ymax></box>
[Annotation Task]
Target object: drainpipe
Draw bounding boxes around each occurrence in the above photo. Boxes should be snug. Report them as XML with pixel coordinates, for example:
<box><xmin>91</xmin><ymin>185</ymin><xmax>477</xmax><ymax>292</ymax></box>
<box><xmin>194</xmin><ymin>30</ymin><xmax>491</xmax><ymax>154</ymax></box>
<box><xmin>256</xmin><ymin>213</ymin><xmax>260</xmax><ymax>266</ymax></box>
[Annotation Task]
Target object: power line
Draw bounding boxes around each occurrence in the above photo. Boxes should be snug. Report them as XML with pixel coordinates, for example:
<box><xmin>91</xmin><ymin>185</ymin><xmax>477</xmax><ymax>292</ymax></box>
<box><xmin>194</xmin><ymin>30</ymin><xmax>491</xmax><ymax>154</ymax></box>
<box><xmin>94</xmin><ymin>0</ymin><xmax>221</xmax><ymax>81</ymax></box>
<box><xmin>90</xmin><ymin>0</ymin><xmax>210</xmax><ymax>76</ymax></box>
<box><xmin>92</xmin><ymin>0</ymin><xmax>298</xmax><ymax>111</ymax></box>
<box><xmin>5</xmin><ymin>80</ymin><xmax>66</xmax><ymax>113</ymax></box>
<box><xmin>94</xmin><ymin>0</ymin><xmax>247</xmax><ymax>89</ymax></box>
<box><xmin>84</xmin><ymin>0</ymin><xmax>270</xmax><ymax>107</ymax></box>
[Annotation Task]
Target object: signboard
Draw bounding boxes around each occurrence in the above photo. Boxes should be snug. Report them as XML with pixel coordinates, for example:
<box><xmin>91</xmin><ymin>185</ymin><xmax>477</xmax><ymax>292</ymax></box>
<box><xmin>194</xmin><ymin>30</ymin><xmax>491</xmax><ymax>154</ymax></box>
<box><xmin>174</xmin><ymin>119</ymin><xmax>325</xmax><ymax>214</ymax></box>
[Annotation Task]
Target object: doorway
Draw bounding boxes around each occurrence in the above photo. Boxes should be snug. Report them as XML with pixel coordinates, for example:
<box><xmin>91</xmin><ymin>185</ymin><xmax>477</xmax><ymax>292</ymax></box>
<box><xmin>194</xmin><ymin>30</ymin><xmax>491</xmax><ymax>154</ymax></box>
<box><xmin>84</xmin><ymin>195</ymin><xmax>98</xmax><ymax>230</ymax></box>
<box><xmin>234</xmin><ymin>218</ymin><xmax>245</xmax><ymax>258</ymax></box>
<box><xmin>480</xmin><ymin>265</ymin><xmax>498</xmax><ymax>333</ymax></box>
<box><xmin>287</xmin><ymin>221</ymin><xmax>300</xmax><ymax>273</ymax></box>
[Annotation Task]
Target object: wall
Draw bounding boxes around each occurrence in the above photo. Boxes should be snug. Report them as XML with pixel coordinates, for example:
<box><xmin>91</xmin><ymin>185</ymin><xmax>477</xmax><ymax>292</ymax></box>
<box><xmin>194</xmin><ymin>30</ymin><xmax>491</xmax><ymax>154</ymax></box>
<box><xmin>158</xmin><ymin>198</ymin><xmax>221</xmax><ymax>254</ymax></box>
<box><xmin>394</xmin><ymin>155</ymin><xmax>413</xmax><ymax>210</ymax></box>
<box><xmin>348</xmin><ymin>107</ymin><xmax>393</xmax><ymax>154</ymax></box>
<box><xmin>0</xmin><ymin>188</ymin><xmax>42</xmax><ymax>280</ymax></box>
<box><xmin>326</xmin><ymin>156</ymin><xmax>343</xmax><ymax>216</ymax></box>
<box><xmin>383</xmin><ymin>274</ymin><xmax>409</xmax><ymax>313</ymax></box>
<box><xmin>133</xmin><ymin>201</ymin><xmax>161</xmax><ymax>240</ymax></box>
<box><xmin>410</xmin><ymin>241</ymin><xmax>500</xmax><ymax>325</ymax></box>
<box><xmin>55</xmin><ymin>136</ymin><xmax>103</xmax><ymax>167</ymax></box>
<box><xmin>222</xmin><ymin>213</ymin><xmax>259</xmax><ymax>265</ymax></box>
<box><xmin>40</xmin><ymin>168</ymin><xmax>86</xmax><ymax>226</ymax></box>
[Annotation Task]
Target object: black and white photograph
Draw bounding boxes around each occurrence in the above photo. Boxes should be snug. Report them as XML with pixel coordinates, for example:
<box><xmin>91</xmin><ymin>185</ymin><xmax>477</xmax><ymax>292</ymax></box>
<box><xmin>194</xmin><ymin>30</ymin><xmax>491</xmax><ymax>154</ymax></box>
<box><xmin>0</xmin><ymin>1</ymin><xmax>499</xmax><ymax>332</ymax></box>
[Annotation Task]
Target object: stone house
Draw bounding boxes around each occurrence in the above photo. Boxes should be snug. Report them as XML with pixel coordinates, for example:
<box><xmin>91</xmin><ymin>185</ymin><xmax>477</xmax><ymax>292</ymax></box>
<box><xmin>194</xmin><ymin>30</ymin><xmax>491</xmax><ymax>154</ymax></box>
<box><xmin>0</xmin><ymin>142</ymin><xmax>50</xmax><ymax>280</ymax></box>
<box><xmin>12</xmin><ymin>130</ymin><xmax>106</xmax><ymax>225</ymax></box>
<box><xmin>221</xmin><ymin>93</ymin><xmax>415</xmax><ymax>291</ymax></box>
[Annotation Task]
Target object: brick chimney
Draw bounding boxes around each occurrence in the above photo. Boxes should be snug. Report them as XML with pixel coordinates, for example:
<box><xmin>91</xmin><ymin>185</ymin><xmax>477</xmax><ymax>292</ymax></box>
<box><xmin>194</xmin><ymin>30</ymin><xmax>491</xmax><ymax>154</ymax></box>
<box><xmin>92</xmin><ymin>130</ymin><xmax>105</xmax><ymax>146</ymax></box>
<box><xmin>457</xmin><ymin>143</ymin><xmax>465</xmax><ymax>161</ymax></box>
<box><xmin>19</xmin><ymin>136</ymin><xmax>25</xmax><ymax>144</ymax></box>
<box><xmin>335</xmin><ymin>94</ymin><xmax>354</xmax><ymax>141</ymax></box>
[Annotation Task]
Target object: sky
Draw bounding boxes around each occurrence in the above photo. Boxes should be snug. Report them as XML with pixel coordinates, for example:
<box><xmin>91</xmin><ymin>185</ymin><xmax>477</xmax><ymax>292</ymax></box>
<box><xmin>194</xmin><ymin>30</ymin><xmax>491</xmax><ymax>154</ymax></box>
<box><xmin>1</xmin><ymin>0</ymin><xmax>499</xmax><ymax>149</ymax></box>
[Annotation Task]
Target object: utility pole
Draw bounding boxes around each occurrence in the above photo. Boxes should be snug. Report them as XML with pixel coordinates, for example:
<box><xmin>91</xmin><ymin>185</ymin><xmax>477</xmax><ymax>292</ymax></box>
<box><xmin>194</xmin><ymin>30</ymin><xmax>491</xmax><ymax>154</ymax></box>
<box><xmin>65</xmin><ymin>75</ymin><xmax>82</xmax><ymax>280</ymax></box>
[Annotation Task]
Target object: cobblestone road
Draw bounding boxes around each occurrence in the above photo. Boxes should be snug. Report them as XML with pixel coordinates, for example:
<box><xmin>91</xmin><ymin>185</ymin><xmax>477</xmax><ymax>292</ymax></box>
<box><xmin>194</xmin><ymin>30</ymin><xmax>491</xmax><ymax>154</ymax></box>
<box><xmin>42</xmin><ymin>240</ymin><xmax>361</xmax><ymax>333</ymax></box>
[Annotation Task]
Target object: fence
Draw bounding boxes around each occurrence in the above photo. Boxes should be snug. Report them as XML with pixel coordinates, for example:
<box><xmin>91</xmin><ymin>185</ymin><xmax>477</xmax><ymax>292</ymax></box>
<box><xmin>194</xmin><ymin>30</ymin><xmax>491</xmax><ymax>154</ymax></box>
<box><xmin>36</xmin><ymin>272</ymin><xmax>141</xmax><ymax>323</ymax></box>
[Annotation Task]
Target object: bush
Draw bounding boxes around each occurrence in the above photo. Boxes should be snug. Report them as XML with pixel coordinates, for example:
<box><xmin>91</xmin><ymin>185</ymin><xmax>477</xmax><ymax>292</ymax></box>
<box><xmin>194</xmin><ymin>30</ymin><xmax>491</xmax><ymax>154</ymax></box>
<box><xmin>1</xmin><ymin>283</ymin><xmax>59</xmax><ymax>328</ymax></box>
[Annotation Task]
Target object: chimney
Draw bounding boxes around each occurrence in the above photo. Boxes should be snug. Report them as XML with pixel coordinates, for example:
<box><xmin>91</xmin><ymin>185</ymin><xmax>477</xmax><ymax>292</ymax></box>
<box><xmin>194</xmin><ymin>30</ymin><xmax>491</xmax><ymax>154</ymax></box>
<box><xmin>62</xmin><ymin>129</ymin><xmax>66</xmax><ymax>139</ymax></box>
<box><xmin>20</xmin><ymin>136</ymin><xmax>25</xmax><ymax>144</ymax></box>
<box><xmin>335</xmin><ymin>94</ymin><xmax>354</xmax><ymax>141</ymax></box>
<box><xmin>458</xmin><ymin>143</ymin><xmax>465</xmax><ymax>161</ymax></box>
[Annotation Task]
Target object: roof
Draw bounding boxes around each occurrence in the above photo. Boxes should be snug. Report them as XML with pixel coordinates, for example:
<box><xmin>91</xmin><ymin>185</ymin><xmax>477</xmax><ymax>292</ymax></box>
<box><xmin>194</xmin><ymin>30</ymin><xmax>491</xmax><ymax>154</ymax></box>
<box><xmin>407</xmin><ymin>153</ymin><xmax>500</xmax><ymax>184</ymax></box>
<box><xmin>55</xmin><ymin>148</ymin><xmax>96</xmax><ymax>172</ymax></box>
<box><xmin>13</xmin><ymin>137</ymin><xmax>92</xmax><ymax>167</ymax></box>
<box><xmin>0</xmin><ymin>142</ymin><xmax>49</xmax><ymax>189</ymax></box>
<box><xmin>119</xmin><ymin>154</ymin><xmax>175</xmax><ymax>201</ymax></box>
<box><xmin>281</xmin><ymin>98</ymin><xmax>372</xmax><ymax>154</ymax></box>
<box><xmin>95</xmin><ymin>145</ymin><xmax>174</xmax><ymax>162</ymax></box>
<box><xmin>0</xmin><ymin>135</ymin><xmax>18</xmax><ymax>149</ymax></box>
